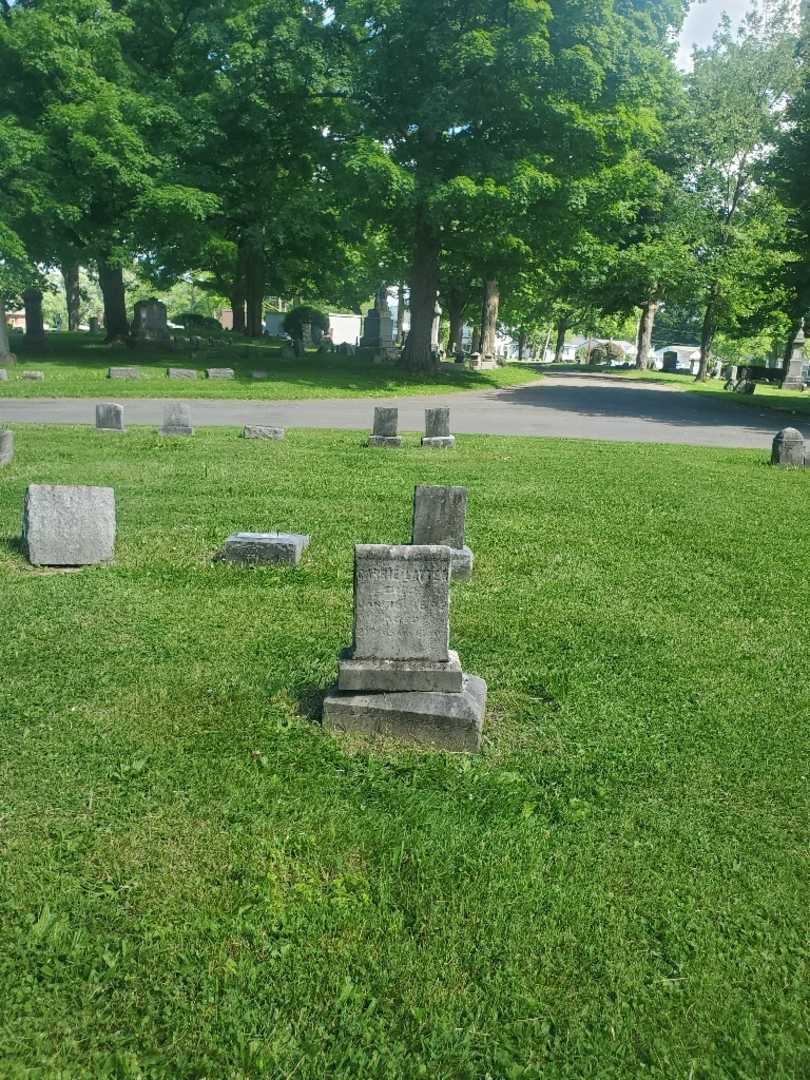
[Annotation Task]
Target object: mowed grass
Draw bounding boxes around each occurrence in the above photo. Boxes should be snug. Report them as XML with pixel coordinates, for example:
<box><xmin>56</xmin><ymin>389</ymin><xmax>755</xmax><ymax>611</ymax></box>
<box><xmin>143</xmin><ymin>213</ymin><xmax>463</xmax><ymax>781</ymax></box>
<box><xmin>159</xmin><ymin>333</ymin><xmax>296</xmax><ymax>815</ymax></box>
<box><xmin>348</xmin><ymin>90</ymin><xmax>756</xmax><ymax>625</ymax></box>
<box><xmin>1</xmin><ymin>426</ymin><xmax>809</xmax><ymax>1078</ymax></box>
<box><xmin>1</xmin><ymin>332</ymin><xmax>537</xmax><ymax>400</ymax></box>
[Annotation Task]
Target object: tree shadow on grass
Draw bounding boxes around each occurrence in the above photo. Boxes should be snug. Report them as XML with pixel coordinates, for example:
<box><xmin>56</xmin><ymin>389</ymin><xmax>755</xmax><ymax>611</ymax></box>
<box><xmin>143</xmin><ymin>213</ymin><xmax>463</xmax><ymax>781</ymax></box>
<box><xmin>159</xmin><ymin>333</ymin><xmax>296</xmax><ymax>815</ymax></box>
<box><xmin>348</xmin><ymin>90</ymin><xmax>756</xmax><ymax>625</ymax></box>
<box><xmin>294</xmin><ymin>682</ymin><xmax>329</xmax><ymax>726</ymax></box>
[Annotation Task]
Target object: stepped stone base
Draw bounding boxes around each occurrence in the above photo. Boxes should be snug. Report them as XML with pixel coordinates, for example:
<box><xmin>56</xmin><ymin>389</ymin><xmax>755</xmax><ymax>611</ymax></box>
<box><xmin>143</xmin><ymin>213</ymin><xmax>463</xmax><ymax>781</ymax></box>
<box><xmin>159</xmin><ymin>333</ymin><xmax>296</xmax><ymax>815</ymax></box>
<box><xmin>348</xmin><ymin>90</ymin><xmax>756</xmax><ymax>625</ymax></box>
<box><xmin>323</xmin><ymin>674</ymin><xmax>486</xmax><ymax>752</ymax></box>
<box><xmin>421</xmin><ymin>436</ymin><xmax>456</xmax><ymax>449</ymax></box>
<box><xmin>368</xmin><ymin>435</ymin><xmax>401</xmax><ymax>449</ymax></box>
<box><xmin>339</xmin><ymin>648</ymin><xmax>463</xmax><ymax>693</ymax></box>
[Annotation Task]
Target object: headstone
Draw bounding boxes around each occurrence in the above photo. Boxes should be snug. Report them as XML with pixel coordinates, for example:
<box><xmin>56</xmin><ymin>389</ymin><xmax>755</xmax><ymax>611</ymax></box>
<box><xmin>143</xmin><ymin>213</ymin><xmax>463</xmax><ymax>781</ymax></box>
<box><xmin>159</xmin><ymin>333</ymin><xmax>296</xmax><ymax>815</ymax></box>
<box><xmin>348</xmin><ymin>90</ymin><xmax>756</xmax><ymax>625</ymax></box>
<box><xmin>131</xmin><ymin>298</ymin><xmax>169</xmax><ymax>342</ymax></box>
<box><xmin>22</xmin><ymin>371</ymin><xmax>44</xmax><ymax>381</ymax></box>
<box><xmin>0</xmin><ymin>430</ymin><xmax>13</xmax><ymax>466</ymax></box>
<box><xmin>88</xmin><ymin>316</ymin><xmax>99</xmax><ymax>333</ymax></box>
<box><xmin>222</xmin><ymin>532</ymin><xmax>309</xmax><ymax>566</ymax></box>
<box><xmin>412</xmin><ymin>485</ymin><xmax>473</xmax><ymax>581</ymax></box>
<box><xmin>369</xmin><ymin>406</ymin><xmax>401</xmax><ymax>448</ymax></box>
<box><xmin>781</xmin><ymin>324</ymin><xmax>807</xmax><ymax>391</ymax></box>
<box><xmin>243</xmin><ymin>425</ymin><xmax>285</xmax><ymax>440</ymax></box>
<box><xmin>22</xmin><ymin>484</ymin><xmax>116</xmax><ymax>566</ymax></box>
<box><xmin>431</xmin><ymin>301</ymin><xmax>442</xmax><ymax>349</ymax></box>
<box><xmin>160</xmin><ymin>403</ymin><xmax>193</xmax><ymax>436</ymax></box>
<box><xmin>167</xmin><ymin>368</ymin><xmax>197</xmax><ymax>380</ymax></box>
<box><xmin>108</xmin><ymin>366</ymin><xmax>140</xmax><ymax>380</ymax></box>
<box><xmin>96</xmin><ymin>402</ymin><xmax>125</xmax><ymax>432</ymax></box>
<box><xmin>323</xmin><ymin>544</ymin><xmax>486</xmax><ymax>751</ymax></box>
<box><xmin>206</xmin><ymin>367</ymin><xmax>235</xmax><ymax>380</ymax></box>
<box><xmin>771</xmin><ymin>427</ymin><xmax>806</xmax><ymax>468</ymax></box>
<box><xmin>422</xmin><ymin>407</ymin><xmax>455</xmax><ymax>449</ymax></box>
<box><xmin>251</xmin><ymin>370</ymin><xmax>269</xmax><ymax>380</ymax></box>
<box><xmin>360</xmin><ymin>288</ymin><xmax>395</xmax><ymax>349</ymax></box>
<box><xmin>0</xmin><ymin>369</ymin><xmax>8</xmax><ymax>381</ymax></box>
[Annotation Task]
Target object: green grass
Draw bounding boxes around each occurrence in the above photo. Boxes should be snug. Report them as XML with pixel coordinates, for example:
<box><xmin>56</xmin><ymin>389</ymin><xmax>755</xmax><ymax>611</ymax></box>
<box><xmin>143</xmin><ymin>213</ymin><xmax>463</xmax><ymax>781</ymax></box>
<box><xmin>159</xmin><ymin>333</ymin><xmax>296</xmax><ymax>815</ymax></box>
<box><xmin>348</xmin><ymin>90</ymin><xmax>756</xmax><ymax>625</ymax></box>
<box><xmin>549</xmin><ymin>362</ymin><xmax>810</xmax><ymax>418</ymax></box>
<box><xmin>1</xmin><ymin>332</ymin><xmax>537</xmax><ymax>400</ymax></box>
<box><xmin>1</xmin><ymin>426</ymin><xmax>809</xmax><ymax>1078</ymax></box>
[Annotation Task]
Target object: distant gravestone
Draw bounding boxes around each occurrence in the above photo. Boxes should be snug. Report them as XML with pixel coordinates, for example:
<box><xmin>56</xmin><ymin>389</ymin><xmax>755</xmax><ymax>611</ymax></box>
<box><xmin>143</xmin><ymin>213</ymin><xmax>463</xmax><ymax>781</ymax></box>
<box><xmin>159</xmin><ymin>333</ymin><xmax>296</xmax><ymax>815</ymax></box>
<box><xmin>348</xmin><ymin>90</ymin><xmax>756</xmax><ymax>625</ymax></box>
<box><xmin>781</xmin><ymin>324</ymin><xmax>807</xmax><ymax>391</ymax></box>
<box><xmin>323</xmin><ymin>544</ymin><xmax>486</xmax><ymax>750</ymax></box>
<box><xmin>96</xmin><ymin>403</ymin><xmax>125</xmax><ymax>432</ymax></box>
<box><xmin>108</xmin><ymin>366</ymin><xmax>140</xmax><ymax>380</ymax></box>
<box><xmin>22</xmin><ymin>484</ymin><xmax>116</xmax><ymax>566</ymax></box>
<box><xmin>422</xmin><ymin>407</ymin><xmax>455</xmax><ymax>449</ymax></box>
<box><xmin>222</xmin><ymin>532</ymin><xmax>309</xmax><ymax>566</ymax></box>
<box><xmin>412</xmin><ymin>485</ymin><xmax>473</xmax><ymax>581</ymax></box>
<box><xmin>167</xmin><ymin>368</ymin><xmax>197</xmax><ymax>380</ymax></box>
<box><xmin>369</xmin><ymin>406</ymin><xmax>400</xmax><ymax>448</ymax></box>
<box><xmin>360</xmin><ymin>289</ymin><xmax>395</xmax><ymax>349</ymax></box>
<box><xmin>206</xmin><ymin>367</ymin><xmax>235</xmax><ymax>380</ymax></box>
<box><xmin>0</xmin><ymin>369</ymin><xmax>8</xmax><ymax>381</ymax></box>
<box><xmin>0</xmin><ymin>430</ymin><xmax>14</xmax><ymax>466</ymax></box>
<box><xmin>88</xmin><ymin>316</ymin><xmax>99</xmax><ymax>333</ymax></box>
<box><xmin>251</xmin><ymin>370</ymin><xmax>269</xmax><ymax>380</ymax></box>
<box><xmin>771</xmin><ymin>427</ymin><xmax>805</xmax><ymax>468</ymax></box>
<box><xmin>243</xmin><ymin>425</ymin><xmax>285</xmax><ymax>440</ymax></box>
<box><xmin>160</xmin><ymin>403</ymin><xmax>193</xmax><ymax>436</ymax></box>
<box><xmin>22</xmin><ymin>371</ymin><xmax>44</xmax><ymax>381</ymax></box>
<box><xmin>132</xmin><ymin>298</ymin><xmax>169</xmax><ymax>342</ymax></box>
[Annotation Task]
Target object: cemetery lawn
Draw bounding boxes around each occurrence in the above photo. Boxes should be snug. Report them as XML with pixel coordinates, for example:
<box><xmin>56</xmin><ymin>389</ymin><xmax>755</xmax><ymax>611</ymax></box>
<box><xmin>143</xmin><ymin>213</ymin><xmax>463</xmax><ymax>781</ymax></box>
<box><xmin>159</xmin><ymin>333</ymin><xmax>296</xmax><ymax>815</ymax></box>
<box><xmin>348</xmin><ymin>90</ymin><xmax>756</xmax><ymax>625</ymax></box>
<box><xmin>1</xmin><ymin>333</ymin><xmax>537</xmax><ymax>399</ymax></box>
<box><xmin>2</xmin><ymin>427</ymin><xmax>809</xmax><ymax>1079</ymax></box>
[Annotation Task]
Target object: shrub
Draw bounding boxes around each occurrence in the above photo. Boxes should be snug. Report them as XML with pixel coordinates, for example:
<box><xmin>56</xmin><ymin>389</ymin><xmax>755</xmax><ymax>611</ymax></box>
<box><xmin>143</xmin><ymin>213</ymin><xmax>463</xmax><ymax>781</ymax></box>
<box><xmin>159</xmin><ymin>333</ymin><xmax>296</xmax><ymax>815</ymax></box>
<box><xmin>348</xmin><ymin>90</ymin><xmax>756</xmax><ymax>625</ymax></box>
<box><xmin>172</xmin><ymin>312</ymin><xmax>223</xmax><ymax>333</ymax></box>
<box><xmin>282</xmin><ymin>305</ymin><xmax>330</xmax><ymax>341</ymax></box>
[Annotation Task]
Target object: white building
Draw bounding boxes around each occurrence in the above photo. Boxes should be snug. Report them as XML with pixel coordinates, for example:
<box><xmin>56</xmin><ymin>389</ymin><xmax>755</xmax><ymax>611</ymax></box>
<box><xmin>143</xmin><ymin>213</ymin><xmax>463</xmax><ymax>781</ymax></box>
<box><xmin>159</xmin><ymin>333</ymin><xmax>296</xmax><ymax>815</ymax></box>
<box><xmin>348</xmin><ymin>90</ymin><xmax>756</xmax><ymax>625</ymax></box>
<box><xmin>652</xmin><ymin>344</ymin><xmax>702</xmax><ymax>374</ymax></box>
<box><xmin>264</xmin><ymin>311</ymin><xmax>363</xmax><ymax>346</ymax></box>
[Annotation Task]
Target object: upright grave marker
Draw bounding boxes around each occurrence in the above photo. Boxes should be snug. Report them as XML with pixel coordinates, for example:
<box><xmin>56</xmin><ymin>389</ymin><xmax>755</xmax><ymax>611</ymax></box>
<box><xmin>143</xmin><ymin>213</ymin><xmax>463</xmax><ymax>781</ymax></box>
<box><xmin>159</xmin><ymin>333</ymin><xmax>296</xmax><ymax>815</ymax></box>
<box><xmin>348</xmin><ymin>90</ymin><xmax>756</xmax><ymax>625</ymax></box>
<box><xmin>422</xmin><ymin>408</ymin><xmax>455</xmax><ymax>449</ymax></box>
<box><xmin>132</xmin><ymin>299</ymin><xmax>169</xmax><ymax>343</ymax></box>
<box><xmin>0</xmin><ymin>430</ymin><xmax>14</xmax><ymax>466</ymax></box>
<box><xmin>412</xmin><ymin>485</ymin><xmax>473</xmax><ymax>580</ymax></box>
<box><xmin>96</xmin><ymin>403</ymin><xmax>125</xmax><ymax>432</ymax></box>
<box><xmin>23</xmin><ymin>484</ymin><xmax>116</xmax><ymax>566</ymax></box>
<box><xmin>160</xmin><ymin>403</ymin><xmax>193</xmax><ymax>436</ymax></box>
<box><xmin>323</xmin><ymin>544</ymin><xmax>486</xmax><ymax>751</ymax></box>
<box><xmin>369</xmin><ymin>407</ymin><xmax>401</xmax><ymax>448</ymax></box>
<box><xmin>771</xmin><ymin>427</ymin><xmax>806</xmax><ymax>468</ymax></box>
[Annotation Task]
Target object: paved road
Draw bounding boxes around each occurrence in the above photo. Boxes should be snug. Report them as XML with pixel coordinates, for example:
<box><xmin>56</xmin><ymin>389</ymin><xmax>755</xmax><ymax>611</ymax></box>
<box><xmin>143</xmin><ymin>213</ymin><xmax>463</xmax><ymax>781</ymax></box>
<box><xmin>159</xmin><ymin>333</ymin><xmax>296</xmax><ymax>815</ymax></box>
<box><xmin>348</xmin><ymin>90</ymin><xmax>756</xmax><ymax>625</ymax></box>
<box><xmin>2</xmin><ymin>373</ymin><xmax>807</xmax><ymax>449</ymax></box>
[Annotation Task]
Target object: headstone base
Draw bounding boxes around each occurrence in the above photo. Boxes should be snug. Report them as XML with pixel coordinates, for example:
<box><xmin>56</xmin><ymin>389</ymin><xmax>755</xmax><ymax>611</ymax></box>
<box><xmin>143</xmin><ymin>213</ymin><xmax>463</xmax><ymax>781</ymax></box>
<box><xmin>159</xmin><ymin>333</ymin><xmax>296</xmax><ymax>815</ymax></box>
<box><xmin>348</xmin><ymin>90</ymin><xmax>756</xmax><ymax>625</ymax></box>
<box><xmin>223</xmin><ymin>532</ymin><xmax>310</xmax><ymax>566</ymax></box>
<box><xmin>206</xmin><ymin>368</ymin><xmax>235</xmax><ymax>380</ymax></box>
<box><xmin>338</xmin><ymin>648</ymin><xmax>463</xmax><ymax>693</ymax></box>
<box><xmin>108</xmin><ymin>367</ymin><xmax>140</xmax><ymax>380</ymax></box>
<box><xmin>243</xmin><ymin>426</ymin><xmax>285</xmax><ymax>440</ymax></box>
<box><xmin>323</xmin><ymin>674</ymin><xmax>486</xmax><ymax>752</ymax></box>
<box><xmin>368</xmin><ymin>435</ymin><xmax>401</xmax><ymax>449</ymax></box>
<box><xmin>450</xmin><ymin>546</ymin><xmax>474</xmax><ymax>581</ymax></box>
<box><xmin>421</xmin><ymin>436</ymin><xmax>456</xmax><ymax>449</ymax></box>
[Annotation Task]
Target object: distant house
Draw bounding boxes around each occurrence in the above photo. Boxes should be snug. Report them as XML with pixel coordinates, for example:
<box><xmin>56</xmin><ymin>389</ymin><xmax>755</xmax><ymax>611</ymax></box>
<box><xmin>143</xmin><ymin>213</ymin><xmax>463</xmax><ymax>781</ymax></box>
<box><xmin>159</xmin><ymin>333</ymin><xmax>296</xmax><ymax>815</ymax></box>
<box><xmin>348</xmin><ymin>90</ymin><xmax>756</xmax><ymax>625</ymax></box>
<box><xmin>264</xmin><ymin>310</ymin><xmax>362</xmax><ymax>346</ymax></box>
<box><xmin>652</xmin><ymin>344</ymin><xmax>701</xmax><ymax>374</ymax></box>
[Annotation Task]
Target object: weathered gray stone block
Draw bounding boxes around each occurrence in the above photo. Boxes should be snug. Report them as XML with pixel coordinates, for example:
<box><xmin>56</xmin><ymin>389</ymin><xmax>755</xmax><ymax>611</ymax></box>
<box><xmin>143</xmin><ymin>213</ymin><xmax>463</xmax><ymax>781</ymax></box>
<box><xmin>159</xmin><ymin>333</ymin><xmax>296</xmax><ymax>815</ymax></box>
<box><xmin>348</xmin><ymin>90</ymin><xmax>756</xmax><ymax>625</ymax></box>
<box><xmin>373</xmin><ymin>407</ymin><xmax>398</xmax><ymax>437</ymax></box>
<box><xmin>425</xmin><ymin>407</ymin><xmax>450</xmax><ymax>437</ymax></box>
<box><xmin>96</xmin><ymin>403</ymin><xmax>125</xmax><ymax>431</ymax></box>
<box><xmin>412</xmin><ymin>485</ymin><xmax>472</xmax><ymax>580</ymax></box>
<box><xmin>22</xmin><ymin>371</ymin><xmax>44</xmax><ymax>381</ymax></box>
<box><xmin>160</xmin><ymin>403</ymin><xmax>193</xmax><ymax>436</ymax></box>
<box><xmin>132</xmin><ymin>298</ymin><xmax>169</xmax><ymax>342</ymax></box>
<box><xmin>323</xmin><ymin>674</ymin><xmax>486</xmax><ymax>752</ymax></box>
<box><xmin>422</xmin><ymin>435</ymin><xmax>456</xmax><ymax>449</ymax></box>
<box><xmin>206</xmin><ymin>367</ymin><xmax>235</xmax><ymax>380</ymax></box>
<box><xmin>167</xmin><ymin>368</ymin><xmax>197</xmax><ymax>380</ymax></box>
<box><xmin>108</xmin><ymin>367</ymin><xmax>139</xmax><ymax>380</ymax></box>
<box><xmin>339</xmin><ymin>648</ymin><xmax>463</xmax><ymax>693</ymax></box>
<box><xmin>771</xmin><ymin>427</ymin><xmax>805</xmax><ymax>468</ymax></box>
<box><xmin>223</xmin><ymin>532</ymin><xmax>309</xmax><ymax>566</ymax></box>
<box><xmin>368</xmin><ymin>435</ymin><xmax>401</xmax><ymax>448</ymax></box>
<box><xmin>0</xmin><ymin>430</ymin><xmax>13</xmax><ymax>466</ymax></box>
<box><xmin>22</xmin><ymin>484</ymin><xmax>116</xmax><ymax>566</ymax></box>
<box><xmin>0</xmin><ymin>369</ymin><xmax>8</xmax><ymax>381</ymax></box>
<box><xmin>353</xmin><ymin>545</ymin><xmax>450</xmax><ymax>662</ymax></box>
<box><xmin>243</xmin><ymin>425</ymin><xmax>285</xmax><ymax>440</ymax></box>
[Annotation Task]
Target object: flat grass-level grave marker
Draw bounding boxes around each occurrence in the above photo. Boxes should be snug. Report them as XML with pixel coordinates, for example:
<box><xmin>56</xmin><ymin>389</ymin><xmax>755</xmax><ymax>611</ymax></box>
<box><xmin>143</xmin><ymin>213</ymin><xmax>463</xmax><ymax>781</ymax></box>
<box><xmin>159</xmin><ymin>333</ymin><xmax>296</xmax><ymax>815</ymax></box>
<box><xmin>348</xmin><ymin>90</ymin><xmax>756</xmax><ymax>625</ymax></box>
<box><xmin>160</xmin><ymin>403</ymin><xmax>193</xmax><ymax>436</ymax></box>
<box><xmin>243</xmin><ymin>425</ymin><xmax>285</xmax><ymax>440</ymax></box>
<box><xmin>412</xmin><ymin>484</ymin><xmax>473</xmax><ymax>581</ymax></box>
<box><xmin>222</xmin><ymin>532</ymin><xmax>310</xmax><ymax>566</ymax></box>
<box><xmin>22</xmin><ymin>371</ymin><xmax>44</xmax><ymax>381</ymax></box>
<box><xmin>206</xmin><ymin>368</ymin><xmax>235</xmax><ymax>380</ymax></box>
<box><xmin>96</xmin><ymin>403</ymin><xmax>125</xmax><ymax>432</ymax></box>
<box><xmin>368</xmin><ymin>407</ymin><xmax>401</xmax><ymax>448</ymax></box>
<box><xmin>108</xmin><ymin>367</ymin><xmax>140</xmax><ymax>380</ymax></box>
<box><xmin>0</xmin><ymin>430</ymin><xmax>14</xmax><ymax>466</ymax></box>
<box><xmin>771</xmin><ymin>427</ymin><xmax>806</xmax><ymax>468</ymax></box>
<box><xmin>422</xmin><ymin>407</ymin><xmax>455</xmax><ymax>449</ymax></box>
<box><xmin>323</xmin><ymin>544</ymin><xmax>487</xmax><ymax>751</ymax></box>
<box><xmin>22</xmin><ymin>484</ymin><xmax>116</xmax><ymax>566</ymax></box>
<box><xmin>167</xmin><ymin>368</ymin><xmax>197</xmax><ymax>380</ymax></box>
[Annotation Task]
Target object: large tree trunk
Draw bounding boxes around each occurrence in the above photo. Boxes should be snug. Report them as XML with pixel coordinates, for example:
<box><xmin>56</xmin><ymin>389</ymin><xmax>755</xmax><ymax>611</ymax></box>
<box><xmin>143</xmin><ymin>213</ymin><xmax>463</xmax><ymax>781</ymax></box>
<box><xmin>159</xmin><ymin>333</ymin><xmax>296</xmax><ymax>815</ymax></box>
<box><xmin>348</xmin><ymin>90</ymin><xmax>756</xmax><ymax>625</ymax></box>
<box><xmin>62</xmin><ymin>262</ymin><xmax>81</xmax><ymax>331</ymax></box>
<box><xmin>0</xmin><ymin>296</ymin><xmax>16</xmax><ymax>363</ymax></box>
<box><xmin>243</xmin><ymin>235</ymin><xmax>265</xmax><ymax>338</ymax></box>
<box><xmin>230</xmin><ymin>286</ymin><xmax>246</xmax><ymax>334</ymax></box>
<box><xmin>636</xmin><ymin>297</ymin><xmax>657</xmax><ymax>370</ymax></box>
<box><xmin>518</xmin><ymin>329</ymin><xmax>526</xmax><ymax>361</ymax></box>
<box><xmin>402</xmin><ymin>211</ymin><xmax>440</xmax><ymax>371</ymax></box>
<box><xmin>481</xmin><ymin>278</ymin><xmax>499</xmax><ymax>358</ymax></box>
<box><xmin>553</xmin><ymin>318</ymin><xmax>568</xmax><ymax>364</ymax></box>
<box><xmin>696</xmin><ymin>286</ymin><xmax>718</xmax><ymax>381</ymax></box>
<box><xmin>396</xmin><ymin>282</ymin><xmax>406</xmax><ymax>344</ymax></box>
<box><xmin>97</xmin><ymin>259</ymin><xmax>129</xmax><ymax>341</ymax></box>
<box><xmin>782</xmin><ymin>318</ymin><xmax>802</xmax><ymax>366</ymax></box>
<box><xmin>446</xmin><ymin>288</ymin><xmax>466</xmax><ymax>356</ymax></box>
<box><xmin>23</xmin><ymin>287</ymin><xmax>45</xmax><ymax>342</ymax></box>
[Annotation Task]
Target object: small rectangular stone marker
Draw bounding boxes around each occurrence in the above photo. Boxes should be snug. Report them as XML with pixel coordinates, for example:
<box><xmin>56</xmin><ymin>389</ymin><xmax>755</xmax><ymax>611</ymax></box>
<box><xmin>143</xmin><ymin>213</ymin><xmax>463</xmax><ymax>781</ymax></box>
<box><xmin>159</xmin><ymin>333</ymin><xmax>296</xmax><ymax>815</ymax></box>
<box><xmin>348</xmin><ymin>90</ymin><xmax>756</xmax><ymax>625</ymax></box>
<box><xmin>22</xmin><ymin>371</ymin><xmax>44</xmax><ymax>381</ymax></box>
<box><xmin>223</xmin><ymin>532</ymin><xmax>309</xmax><ymax>566</ymax></box>
<box><xmin>422</xmin><ymin>407</ymin><xmax>455</xmax><ymax>449</ymax></box>
<box><xmin>22</xmin><ymin>484</ymin><xmax>116</xmax><ymax>566</ymax></box>
<box><xmin>369</xmin><ymin>406</ymin><xmax>401</xmax><ymax>448</ymax></box>
<box><xmin>0</xmin><ymin>430</ymin><xmax>13</xmax><ymax>466</ymax></box>
<box><xmin>108</xmin><ymin>367</ymin><xmax>139</xmax><ymax>380</ymax></box>
<box><xmin>243</xmin><ymin>425</ymin><xmax>285</xmax><ymax>440</ymax></box>
<box><xmin>96</xmin><ymin>403</ymin><xmax>125</xmax><ymax>432</ymax></box>
<box><xmin>206</xmin><ymin>367</ymin><xmax>235</xmax><ymax>380</ymax></box>
<box><xmin>251</xmin><ymin>370</ymin><xmax>269</xmax><ymax>380</ymax></box>
<box><xmin>160</xmin><ymin>403</ymin><xmax>193</xmax><ymax>436</ymax></box>
<box><xmin>0</xmin><ymin>369</ymin><xmax>8</xmax><ymax>381</ymax></box>
<box><xmin>412</xmin><ymin>485</ymin><xmax>473</xmax><ymax>581</ymax></box>
<box><xmin>167</xmin><ymin>368</ymin><xmax>197</xmax><ymax>380</ymax></box>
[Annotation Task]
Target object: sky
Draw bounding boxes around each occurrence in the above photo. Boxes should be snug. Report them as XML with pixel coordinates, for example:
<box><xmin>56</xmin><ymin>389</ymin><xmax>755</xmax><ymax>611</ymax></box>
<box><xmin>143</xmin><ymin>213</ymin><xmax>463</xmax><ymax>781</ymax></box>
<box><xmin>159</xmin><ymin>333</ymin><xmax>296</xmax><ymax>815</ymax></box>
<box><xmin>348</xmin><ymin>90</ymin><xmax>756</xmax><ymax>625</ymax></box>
<box><xmin>677</xmin><ymin>0</ymin><xmax>752</xmax><ymax>68</ymax></box>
